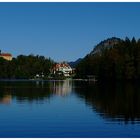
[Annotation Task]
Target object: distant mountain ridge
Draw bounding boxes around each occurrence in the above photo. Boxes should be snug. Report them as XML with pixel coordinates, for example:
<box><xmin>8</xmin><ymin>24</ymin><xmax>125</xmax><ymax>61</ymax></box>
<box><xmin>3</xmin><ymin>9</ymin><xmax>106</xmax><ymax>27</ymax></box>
<box><xmin>69</xmin><ymin>37</ymin><xmax>122</xmax><ymax>68</ymax></box>
<box><xmin>75</xmin><ymin>36</ymin><xmax>140</xmax><ymax>80</ymax></box>
<box><xmin>68</xmin><ymin>58</ymin><xmax>82</xmax><ymax>68</ymax></box>
<box><xmin>89</xmin><ymin>37</ymin><xmax>122</xmax><ymax>55</ymax></box>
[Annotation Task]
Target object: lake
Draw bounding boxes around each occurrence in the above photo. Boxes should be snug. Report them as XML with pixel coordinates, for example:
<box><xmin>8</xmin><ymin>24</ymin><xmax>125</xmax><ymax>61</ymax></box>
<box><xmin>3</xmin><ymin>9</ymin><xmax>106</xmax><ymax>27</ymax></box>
<box><xmin>0</xmin><ymin>80</ymin><xmax>140</xmax><ymax>138</ymax></box>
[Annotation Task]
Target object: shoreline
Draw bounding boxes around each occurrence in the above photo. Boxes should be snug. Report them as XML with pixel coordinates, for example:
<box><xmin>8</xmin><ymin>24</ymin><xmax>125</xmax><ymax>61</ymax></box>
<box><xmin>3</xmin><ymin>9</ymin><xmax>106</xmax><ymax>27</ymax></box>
<box><xmin>0</xmin><ymin>78</ymin><xmax>97</xmax><ymax>82</ymax></box>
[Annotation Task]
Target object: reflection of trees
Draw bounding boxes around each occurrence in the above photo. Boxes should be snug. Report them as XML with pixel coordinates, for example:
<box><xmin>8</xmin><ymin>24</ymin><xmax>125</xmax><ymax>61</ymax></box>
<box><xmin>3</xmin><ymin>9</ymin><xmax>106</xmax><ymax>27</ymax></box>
<box><xmin>0</xmin><ymin>80</ymin><xmax>72</xmax><ymax>104</ymax></box>
<box><xmin>0</xmin><ymin>81</ymin><xmax>52</xmax><ymax>103</ymax></box>
<box><xmin>49</xmin><ymin>80</ymin><xmax>72</xmax><ymax>96</ymax></box>
<box><xmin>74</xmin><ymin>81</ymin><xmax>140</xmax><ymax>124</ymax></box>
<box><xmin>1</xmin><ymin>80</ymin><xmax>140</xmax><ymax>124</ymax></box>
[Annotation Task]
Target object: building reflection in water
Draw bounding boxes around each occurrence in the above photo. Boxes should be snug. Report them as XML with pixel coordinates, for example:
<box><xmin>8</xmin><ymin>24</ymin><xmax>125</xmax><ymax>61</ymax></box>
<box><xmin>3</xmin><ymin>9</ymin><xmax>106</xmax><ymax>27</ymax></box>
<box><xmin>0</xmin><ymin>80</ymin><xmax>72</xmax><ymax>104</ymax></box>
<box><xmin>0</xmin><ymin>95</ymin><xmax>11</xmax><ymax>105</ymax></box>
<box><xmin>0</xmin><ymin>82</ymin><xmax>52</xmax><ymax>103</ymax></box>
<box><xmin>50</xmin><ymin>80</ymin><xmax>72</xmax><ymax>96</ymax></box>
<box><xmin>35</xmin><ymin>80</ymin><xmax>44</xmax><ymax>87</ymax></box>
<box><xmin>35</xmin><ymin>80</ymin><xmax>72</xmax><ymax>96</ymax></box>
<box><xmin>0</xmin><ymin>88</ymin><xmax>12</xmax><ymax>105</ymax></box>
<box><xmin>1</xmin><ymin>80</ymin><xmax>140</xmax><ymax>124</ymax></box>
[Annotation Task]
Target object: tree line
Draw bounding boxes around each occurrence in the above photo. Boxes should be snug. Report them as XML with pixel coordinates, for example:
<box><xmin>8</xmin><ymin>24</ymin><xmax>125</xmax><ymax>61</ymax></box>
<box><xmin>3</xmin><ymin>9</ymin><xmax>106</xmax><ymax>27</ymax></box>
<box><xmin>76</xmin><ymin>37</ymin><xmax>140</xmax><ymax>81</ymax></box>
<box><xmin>0</xmin><ymin>54</ymin><xmax>54</xmax><ymax>79</ymax></box>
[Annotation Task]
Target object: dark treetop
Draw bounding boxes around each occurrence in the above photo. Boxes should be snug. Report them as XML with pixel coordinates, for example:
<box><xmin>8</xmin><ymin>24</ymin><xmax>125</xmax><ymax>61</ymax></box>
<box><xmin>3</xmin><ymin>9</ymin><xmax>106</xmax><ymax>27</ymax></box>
<box><xmin>76</xmin><ymin>37</ymin><xmax>140</xmax><ymax>81</ymax></box>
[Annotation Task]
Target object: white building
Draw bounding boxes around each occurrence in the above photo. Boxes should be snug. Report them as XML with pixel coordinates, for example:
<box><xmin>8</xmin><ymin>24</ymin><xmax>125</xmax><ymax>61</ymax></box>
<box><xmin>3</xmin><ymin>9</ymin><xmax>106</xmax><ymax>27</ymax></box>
<box><xmin>52</xmin><ymin>62</ymin><xmax>72</xmax><ymax>77</ymax></box>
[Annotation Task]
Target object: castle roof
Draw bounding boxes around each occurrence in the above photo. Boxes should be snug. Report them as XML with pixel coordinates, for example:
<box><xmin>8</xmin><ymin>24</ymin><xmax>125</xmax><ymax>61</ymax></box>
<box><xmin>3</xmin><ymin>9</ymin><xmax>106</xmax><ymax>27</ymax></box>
<box><xmin>0</xmin><ymin>53</ymin><xmax>12</xmax><ymax>57</ymax></box>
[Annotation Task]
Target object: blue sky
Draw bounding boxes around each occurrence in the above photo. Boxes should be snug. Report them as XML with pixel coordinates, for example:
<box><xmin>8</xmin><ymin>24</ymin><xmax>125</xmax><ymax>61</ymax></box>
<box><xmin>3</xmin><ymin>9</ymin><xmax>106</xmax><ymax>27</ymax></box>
<box><xmin>0</xmin><ymin>2</ymin><xmax>140</xmax><ymax>62</ymax></box>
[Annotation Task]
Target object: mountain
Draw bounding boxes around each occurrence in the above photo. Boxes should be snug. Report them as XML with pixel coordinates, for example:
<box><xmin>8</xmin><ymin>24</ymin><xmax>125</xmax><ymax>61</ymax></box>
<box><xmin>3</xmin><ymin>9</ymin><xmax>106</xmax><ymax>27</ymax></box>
<box><xmin>75</xmin><ymin>36</ymin><xmax>140</xmax><ymax>80</ymax></box>
<box><xmin>68</xmin><ymin>58</ymin><xmax>82</xmax><ymax>68</ymax></box>
<box><xmin>70</xmin><ymin>37</ymin><xmax>122</xmax><ymax>68</ymax></box>
<box><xmin>89</xmin><ymin>37</ymin><xmax>122</xmax><ymax>55</ymax></box>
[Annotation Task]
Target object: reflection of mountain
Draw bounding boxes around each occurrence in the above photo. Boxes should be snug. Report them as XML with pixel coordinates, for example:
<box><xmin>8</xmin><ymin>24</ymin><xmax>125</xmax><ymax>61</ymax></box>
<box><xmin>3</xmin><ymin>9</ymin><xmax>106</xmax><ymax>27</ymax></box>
<box><xmin>74</xmin><ymin>81</ymin><xmax>140</xmax><ymax>124</ymax></box>
<box><xmin>50</xmin><ymin>80</ymin><xmax>72</xmax><ymax>96</ymax></box>
<box><xmin>1</xmin><ymin>80</ymin><xmax>140</xmax><ymax>124</ymax></box>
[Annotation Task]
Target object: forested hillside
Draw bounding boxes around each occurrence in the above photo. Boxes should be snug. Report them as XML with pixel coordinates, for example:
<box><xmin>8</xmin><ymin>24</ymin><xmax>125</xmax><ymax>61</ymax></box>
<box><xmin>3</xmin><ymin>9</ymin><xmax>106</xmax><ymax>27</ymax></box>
<box><xmin>0</xmin><ymin>54</ymin><xmax>54</xmax><ymax>79</ymax></box>
<box><xmin>76</xmin><ymin>37</ymin><xmax>140</xmax><ymax>81</ymax></box>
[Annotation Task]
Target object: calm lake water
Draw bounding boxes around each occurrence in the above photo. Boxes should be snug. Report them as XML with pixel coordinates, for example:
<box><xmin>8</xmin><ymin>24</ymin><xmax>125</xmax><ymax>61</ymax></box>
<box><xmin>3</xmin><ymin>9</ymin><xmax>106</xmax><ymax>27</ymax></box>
<box><xmin>0</xmin><ymin>80</ymin><xmax>140</xmax><ymax>138</ymax></box>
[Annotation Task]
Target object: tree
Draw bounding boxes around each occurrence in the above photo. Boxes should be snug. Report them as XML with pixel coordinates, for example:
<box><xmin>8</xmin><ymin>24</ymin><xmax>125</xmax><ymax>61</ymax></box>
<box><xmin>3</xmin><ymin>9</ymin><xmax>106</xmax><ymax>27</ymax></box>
<box><xmin>0</xmin><ymin>54</ymin><xmax>54</xmax><ymax>79</ymax></box>
<box><xmin>76</xmin><ymin>37</ymin><xmax>140</xmax><ymax>81</ymax></box>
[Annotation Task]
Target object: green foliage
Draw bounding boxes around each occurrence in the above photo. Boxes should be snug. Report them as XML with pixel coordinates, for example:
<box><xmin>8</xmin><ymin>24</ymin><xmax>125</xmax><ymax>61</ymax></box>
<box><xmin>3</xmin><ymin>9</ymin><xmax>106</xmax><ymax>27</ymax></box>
<box><xmin>0</xmin><ymin>54</ymin><xmax>54</xmax><ymax>79</ymax></box>
<box><xmin>76</xmin><ymin>37</ymin><xmax>140</xmax><ymax>81</ymax></box>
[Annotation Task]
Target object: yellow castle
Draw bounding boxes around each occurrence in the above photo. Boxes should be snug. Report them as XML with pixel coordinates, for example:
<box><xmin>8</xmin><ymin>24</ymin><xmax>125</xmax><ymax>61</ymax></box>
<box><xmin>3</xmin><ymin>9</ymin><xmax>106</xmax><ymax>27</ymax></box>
<box><xmin>0</xmin><ymin>53</ymin><xmax>12</xmax><ymax>61</ymax></box>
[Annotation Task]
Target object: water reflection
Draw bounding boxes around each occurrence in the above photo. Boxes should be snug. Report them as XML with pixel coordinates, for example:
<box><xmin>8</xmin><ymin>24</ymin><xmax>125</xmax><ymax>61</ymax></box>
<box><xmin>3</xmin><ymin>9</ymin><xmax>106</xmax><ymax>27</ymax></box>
<box><xmin>0</xmin><ymin>80</ymin><xmax>72</xmax><ymax>103</ymax></box>
<box><xmin>0</xmin><ymin>81</ymin><xmax>52</xmax><ymax>103</ymax></box>
<box><xmin>74</xmin><ymin>81</ymin><xmax>140</xmax><ymax>124</ymax></box>
<box><xmin>35</xmin><ymin>80</ymin><xmax>72</xmax><ymax>96</ymax></box>
<box><xmin>0</xmin><ymin>80</ymin><xmax>140</xmax><ymax>124</ymax></box>
<box><xmin>50</xmin><ymin>80</ymin><xmax>72</xmax><ymax>96</ymax></box>
<box><xmin>0</xmin><ymin>95</ymin><xmax>11</xmax><ymax>104</ymax></box>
